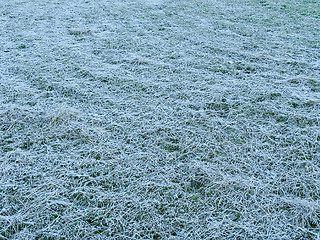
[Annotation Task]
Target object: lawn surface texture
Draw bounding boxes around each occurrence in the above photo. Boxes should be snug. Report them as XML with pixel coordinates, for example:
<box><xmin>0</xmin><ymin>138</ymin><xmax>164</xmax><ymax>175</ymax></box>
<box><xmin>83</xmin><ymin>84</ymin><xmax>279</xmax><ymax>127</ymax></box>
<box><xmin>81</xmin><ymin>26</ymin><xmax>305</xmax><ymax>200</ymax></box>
<box><xmin>0</xmin><ymin>0</ymin><xmax>320</xmax><ymax>239</ymax></box>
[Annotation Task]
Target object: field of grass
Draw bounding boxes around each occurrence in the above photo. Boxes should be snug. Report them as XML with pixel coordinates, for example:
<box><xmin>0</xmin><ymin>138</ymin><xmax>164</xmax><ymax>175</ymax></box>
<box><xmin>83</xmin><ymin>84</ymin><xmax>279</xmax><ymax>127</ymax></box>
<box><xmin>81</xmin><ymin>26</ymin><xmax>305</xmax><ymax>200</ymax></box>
<box><xmin>0</xmin><ymin>0</ymin><xmax>320</xmax><ymax>239</ymax></box>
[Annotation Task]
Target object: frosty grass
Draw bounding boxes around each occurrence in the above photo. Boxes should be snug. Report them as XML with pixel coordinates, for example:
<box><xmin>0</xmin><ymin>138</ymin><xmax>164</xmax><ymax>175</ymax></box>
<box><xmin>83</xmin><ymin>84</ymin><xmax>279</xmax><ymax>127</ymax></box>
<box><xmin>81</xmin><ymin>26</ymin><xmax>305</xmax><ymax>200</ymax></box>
<box><xmin>0</xmin><ymin>0</ymin><xmax>320</xmax><ymax>239</ymax></box>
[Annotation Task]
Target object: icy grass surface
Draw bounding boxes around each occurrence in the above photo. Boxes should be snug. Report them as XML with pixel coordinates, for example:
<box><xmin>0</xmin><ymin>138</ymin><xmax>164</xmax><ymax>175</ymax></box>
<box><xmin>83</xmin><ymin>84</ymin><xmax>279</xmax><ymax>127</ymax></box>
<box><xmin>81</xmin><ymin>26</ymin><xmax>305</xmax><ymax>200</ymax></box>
<box><xmin>0</xmin><ymin>0</ymin><xmax>320</xmax><ymax>239</ymax></box>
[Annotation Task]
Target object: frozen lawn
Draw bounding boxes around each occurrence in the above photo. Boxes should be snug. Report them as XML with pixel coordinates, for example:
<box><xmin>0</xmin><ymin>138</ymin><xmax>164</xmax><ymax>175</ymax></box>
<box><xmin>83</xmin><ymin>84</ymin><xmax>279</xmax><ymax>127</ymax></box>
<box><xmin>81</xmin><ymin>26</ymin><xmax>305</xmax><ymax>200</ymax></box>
<box><xmin>0</xmin><ymin>0</ymin><xmax>320</xmax><ymax>239</ymax></box>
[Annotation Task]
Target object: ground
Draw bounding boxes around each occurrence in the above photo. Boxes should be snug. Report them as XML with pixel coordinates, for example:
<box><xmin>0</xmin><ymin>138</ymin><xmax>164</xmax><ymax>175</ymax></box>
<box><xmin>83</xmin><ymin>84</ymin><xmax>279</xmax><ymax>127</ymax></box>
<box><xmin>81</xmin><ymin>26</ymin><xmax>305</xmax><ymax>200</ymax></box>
<box><xmin>0</xmin><ymin>0</ymin><xmax>320</xmax><ymax>239</ymax></box>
